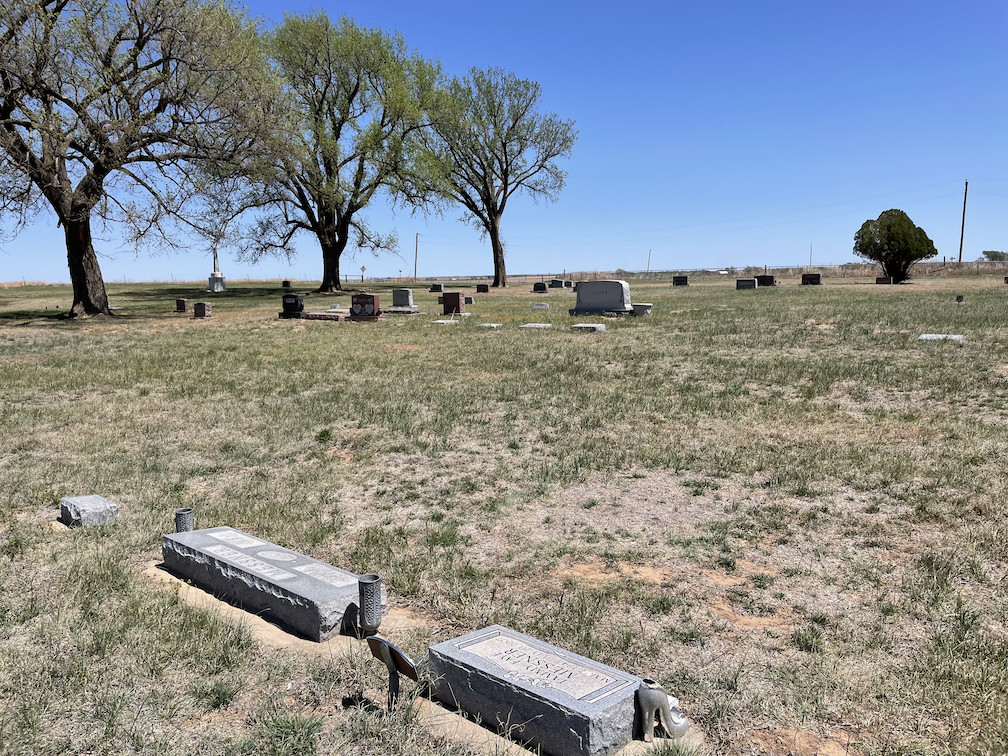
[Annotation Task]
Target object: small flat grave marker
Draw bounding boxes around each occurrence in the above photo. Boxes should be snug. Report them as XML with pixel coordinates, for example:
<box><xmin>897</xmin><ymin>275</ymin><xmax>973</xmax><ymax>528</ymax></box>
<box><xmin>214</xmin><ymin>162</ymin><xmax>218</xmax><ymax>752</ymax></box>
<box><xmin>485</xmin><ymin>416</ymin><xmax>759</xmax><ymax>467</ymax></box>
<box><xmin>918</xmin><ymin>334</ymin><xmax>964</xmax><ymax>341</ymax></box>
<box><xmin>429</xmin><ymin>625</ymin><xmax>640</xmax><ymax>756</ymax></box>
<box><xmin>163</xmin><ymin>526</ymin><xmax>384</xmax><ymax>641</ymax></box>
<box><xmin>60</xmin><ymin>494</ymin><xmax>119</xmax><ymax>528</ymax></box>
<box><xmin>478</xmin><ymin>323</ymin><xmax>503</xmax><ymax>329</ymax></box>
<box><xmin>571</xmin><ymin>323</ymin><xmax>606</xmax><ymax>332</ymax></box>
<box><xmin>433</xmin><ymin>319</ymin><xmax>460</xmax><ymax>325</ymax></box>
<box><xmin>532</xmin><ymin>302</ymin><xmax>550</xmax><ymax>311</ymax></box>
<box><xmin>520</xmin><ymin>323</ymin><xmax>552</xmax><ymax>329</ymax></box>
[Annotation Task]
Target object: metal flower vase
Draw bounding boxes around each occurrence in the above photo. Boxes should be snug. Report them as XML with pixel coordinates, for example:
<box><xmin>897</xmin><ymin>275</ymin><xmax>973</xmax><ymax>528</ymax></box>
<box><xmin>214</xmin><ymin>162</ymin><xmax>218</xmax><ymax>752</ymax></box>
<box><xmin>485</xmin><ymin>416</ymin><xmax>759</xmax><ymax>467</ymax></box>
<box><xmin>358</xmin><ymin>574</ymin><xmax>382</xmax><ymax>637</ymax></box>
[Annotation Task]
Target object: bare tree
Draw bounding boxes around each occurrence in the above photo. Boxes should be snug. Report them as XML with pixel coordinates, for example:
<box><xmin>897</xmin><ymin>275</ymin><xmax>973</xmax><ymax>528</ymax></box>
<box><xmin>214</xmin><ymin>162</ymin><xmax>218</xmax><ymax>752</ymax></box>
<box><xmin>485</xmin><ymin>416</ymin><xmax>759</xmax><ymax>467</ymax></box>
<box><xmin>0</xmin><ymin>0</ymin><xmax>272</xmax><ymax>315</ymax></box>
<box><xmin>424</xmin><ymin>67</ymin><xmax>577</xmax><ymax>287</ymax></box>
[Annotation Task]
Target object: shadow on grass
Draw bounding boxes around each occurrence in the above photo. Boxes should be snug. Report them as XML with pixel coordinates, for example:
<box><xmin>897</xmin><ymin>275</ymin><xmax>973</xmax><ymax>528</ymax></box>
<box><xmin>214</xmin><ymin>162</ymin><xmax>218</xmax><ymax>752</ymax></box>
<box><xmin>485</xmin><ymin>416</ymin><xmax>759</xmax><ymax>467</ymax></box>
<box><xmin>0</xmin><ymin>310</ymin><xmax>72</xmax><ymax>323</ymax></box>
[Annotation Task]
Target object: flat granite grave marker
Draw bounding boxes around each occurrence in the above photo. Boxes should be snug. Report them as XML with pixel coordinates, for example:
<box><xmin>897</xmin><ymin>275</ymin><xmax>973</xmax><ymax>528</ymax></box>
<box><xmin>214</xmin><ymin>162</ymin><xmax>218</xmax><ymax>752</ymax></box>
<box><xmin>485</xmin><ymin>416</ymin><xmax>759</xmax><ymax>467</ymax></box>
<box><xmin>532</xmin><ymin>302</ymin><xmax>550</xmax><ymax>311</ymax></box>
<box><xmin>60</xmin><ymin>494</ymin><xmax>119</xmax><ymax>528</ymax></box>
<box><xmin>520</xmin><ymin>323</ymin><xmax>552</xmax><ymax>329</ymax></box>
<box><xmin>569</xmin><ymin>280</ymin><xmax>633</xmax><ymax>316</ymax></box>
<box><xmin>429</xmin><ymin>625</ymin><xmax>639</xmax><ymax>756</ymax></box>
<box><xmin>918</xmin><ymin>334</ymin><xmax>964</xmax><ymax>341</ymax></box>
<box><xmin>163</xmin><ymin>526</ymin><xmax>385</xmax><ymax>641</ymax></box>
<box><xmin>478</xmin><ymin>323</ymin><xmax>503</xmax><ymax>329</ymax></box>
<box><xmin>571</xmin><ymin>323</ymin><xmax>606</xmax><ymax>332</ymax></box>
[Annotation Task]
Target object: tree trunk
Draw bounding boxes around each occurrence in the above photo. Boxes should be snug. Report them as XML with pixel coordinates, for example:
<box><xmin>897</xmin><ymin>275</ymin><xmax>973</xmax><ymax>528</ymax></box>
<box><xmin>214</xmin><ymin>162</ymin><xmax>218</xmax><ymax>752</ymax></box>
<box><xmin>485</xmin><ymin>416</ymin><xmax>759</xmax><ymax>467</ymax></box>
<box><xmin>65</xmin><ymin>214</ymin><xmax>110</xmax><ymax>317</ymax></box>
<box><xmin>489</xmin><ymin>215</ymin><xmax>506</xmax><ymax>288</ymax></box>
<box><xmin>317</xmin><ymin>238</ymin><xmax>348</xmax><ymax>293</ymax></box>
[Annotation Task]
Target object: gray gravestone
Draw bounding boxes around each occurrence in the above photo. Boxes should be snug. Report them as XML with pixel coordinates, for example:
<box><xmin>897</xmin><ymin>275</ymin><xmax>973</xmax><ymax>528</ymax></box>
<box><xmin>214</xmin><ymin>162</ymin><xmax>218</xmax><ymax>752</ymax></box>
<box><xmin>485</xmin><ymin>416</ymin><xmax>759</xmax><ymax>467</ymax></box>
<box><xmin>736</xmin><ymin>278</ymin><xmax>757</xmax><ymax>290</ymax></box>
<box><xmin>571</xmin><ymin>323</ymin><xmax>606</xmax><ymax>332</ymax></box>
<box><xmin>918</xmin><ymin>334</ymin><xmax>964</xmax><ymax>341</ymax></box>
<box><xmin>162</xmin><ymin>526</ymin><xmax>385</xmax><ymax>641</ymax></box>
<box><xmin>569</xmin><ymin>280</ymin><xmax>633</xmax><ymax>316</ymax></box>
<box><xmin>478</xmin><ymin>323</ymin><xmax>503</xmax><ymax>329</ymax></box>
<box><xmin>520</xmin><ymin>323</ymin><xmax>552</xmax><ymax>329</ymax></box>
<box><xmin>429</xmin><ymin>625</ymin><xmax>640</xmax><ymax>756</ymax></box>
<box><xmin>60</xmin><ymin>494</ymin><xmax>119</xmax><ymax>527</ymax></box>
<box><xmin>532</xmin><ymin>282</ymin><xmax>548</xmax><ymax>293</ymax></box>
<box><xmin>207</xmin><ymin>273</ymin><xmax>226</xmax><ymax>293</ymax></box>
<box><xmin>549</xmin><ymin>279</ymin><xmax>564</xmax><ymax>288</ymax></box>
<box><xmin>392</xmin><ymin>288</ymin><xmax>414</xmax><ymax>307</ymax></box>
<box><xmin>533</xmin><ymin>302</ymin><xmax>550</xmax><ymax>311</ymax></box>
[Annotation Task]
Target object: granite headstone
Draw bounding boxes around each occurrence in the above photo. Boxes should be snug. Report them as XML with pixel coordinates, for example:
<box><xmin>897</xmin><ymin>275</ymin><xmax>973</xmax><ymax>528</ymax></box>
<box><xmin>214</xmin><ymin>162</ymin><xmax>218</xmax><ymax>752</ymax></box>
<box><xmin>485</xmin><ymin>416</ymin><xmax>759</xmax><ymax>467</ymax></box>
<box><xmin>569</xmin><ymin>280</ymin><xmax>633</xmax><ymax>316</ymax></box>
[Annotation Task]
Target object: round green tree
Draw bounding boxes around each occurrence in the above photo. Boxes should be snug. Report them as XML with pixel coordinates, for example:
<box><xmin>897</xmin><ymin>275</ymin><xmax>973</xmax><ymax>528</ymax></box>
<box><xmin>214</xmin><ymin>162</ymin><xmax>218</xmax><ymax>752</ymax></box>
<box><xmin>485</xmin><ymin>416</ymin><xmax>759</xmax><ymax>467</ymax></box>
<box><xmin>854</xmin><ymin>209</ymin><xmax>937</xmax><ymax>283</ymax></box>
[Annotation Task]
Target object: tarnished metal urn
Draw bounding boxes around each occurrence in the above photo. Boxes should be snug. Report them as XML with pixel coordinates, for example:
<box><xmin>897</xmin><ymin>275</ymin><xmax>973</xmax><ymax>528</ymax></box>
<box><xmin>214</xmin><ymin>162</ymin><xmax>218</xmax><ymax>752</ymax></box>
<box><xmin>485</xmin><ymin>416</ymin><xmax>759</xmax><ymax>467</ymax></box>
<box><xmin>358</xmin><ymin>574</ymin><xmax>382</xmax><ymax>637</ymax></box>
<box><xmin>174</xmin><ymin>507</ymin><xmax>194</xmax><ymax>533</ymax></box>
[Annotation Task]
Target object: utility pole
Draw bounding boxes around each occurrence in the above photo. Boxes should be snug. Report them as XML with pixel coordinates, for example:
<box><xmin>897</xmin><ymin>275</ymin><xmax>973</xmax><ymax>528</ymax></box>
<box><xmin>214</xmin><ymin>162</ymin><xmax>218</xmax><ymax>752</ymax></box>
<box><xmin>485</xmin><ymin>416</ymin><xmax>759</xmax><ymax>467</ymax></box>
<box><xmin>809</xmin><ymin>243</ymin><xmax>813</xmax><ymax>269</ymax></box>
<box><xmin>646</xmin><ymin>249</ymin><xmax>651</xmax><ymax>274</ymax></box>
<box><xmin>958</xmin><ymin>180</ymin><xmax>968</xmax><ymax>264</ymax></box>
<box><xmin>414</xmin><ymin>233</ymin><xmax>419</xmax><ymax>281</ymax></box>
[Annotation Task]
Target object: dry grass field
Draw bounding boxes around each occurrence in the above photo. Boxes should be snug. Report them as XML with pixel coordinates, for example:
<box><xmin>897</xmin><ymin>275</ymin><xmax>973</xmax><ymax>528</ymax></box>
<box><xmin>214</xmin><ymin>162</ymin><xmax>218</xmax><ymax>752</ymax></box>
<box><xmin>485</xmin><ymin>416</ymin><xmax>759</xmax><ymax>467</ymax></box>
<box><xmin>1</xmin><ymin>276</ymin><xmax>1006</xmax><ymax>756</ymax></box>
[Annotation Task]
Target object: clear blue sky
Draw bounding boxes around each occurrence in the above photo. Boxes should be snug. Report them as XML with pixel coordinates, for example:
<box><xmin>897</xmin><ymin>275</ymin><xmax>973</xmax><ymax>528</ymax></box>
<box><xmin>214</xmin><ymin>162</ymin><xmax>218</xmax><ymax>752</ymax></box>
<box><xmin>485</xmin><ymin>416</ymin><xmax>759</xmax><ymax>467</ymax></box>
<box><xmin>3</xmin><ymin>0</ymin><xmax>1006</xmax><ymax>283</ymax></box>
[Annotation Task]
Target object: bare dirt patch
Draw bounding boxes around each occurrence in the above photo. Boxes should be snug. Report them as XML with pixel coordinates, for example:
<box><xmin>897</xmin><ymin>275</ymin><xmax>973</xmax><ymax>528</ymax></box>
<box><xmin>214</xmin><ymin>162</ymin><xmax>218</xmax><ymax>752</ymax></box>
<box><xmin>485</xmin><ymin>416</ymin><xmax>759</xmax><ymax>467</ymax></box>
<box><xmin>748</xmin><ymin>727</ymin><xmax>853</xmax><ymax>756</ymax></box>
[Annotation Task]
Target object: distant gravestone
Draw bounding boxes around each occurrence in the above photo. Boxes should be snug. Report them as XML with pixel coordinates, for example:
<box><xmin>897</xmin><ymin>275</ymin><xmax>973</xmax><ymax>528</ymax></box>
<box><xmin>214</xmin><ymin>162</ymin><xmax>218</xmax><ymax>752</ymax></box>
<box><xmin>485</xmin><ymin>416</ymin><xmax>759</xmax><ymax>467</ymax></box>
<box><xmin>801</xmin><ymin>273</ymin><xmax>821</xmax><ymax>285</ymax></box>
<box><xmin>476</xmin><ymin>284</ymin><xmax>490</xmax><ymax>293</ymax></box>
<box><xmin>386</xmin><ymin>289</ymin><xmax>420</xmax><ymax>315</ymax></box>
<box><xmin>520</xmin><ymin>323</ymin><xmax>552</xmax><ymax>329</ymax></box>
<box><xmin>443</xmin><ymin>292</ymin><xmax>465</xmax><ymax>315</ymax></box>
<box><xmin>429</xmin><ymin>625</ymin><xmax>640</xmax><ymax>756</ymax></box>
<box><xmin>549</xmin><ymin>279</ymin><xmax>564</xmax><ymax>288</ymax></box>
<box><xmin>478</xmin><ymin>323</ymin><xmax>502</xmax><ymax>329</ymax></box>
<box><xmin>464</xmin><ymin>296</ymin><xmax>475</xmax><ymax>305</ymax></box>
<box><xmin>532</xmin><ymin>302</ymin><xmax>550</xmax><ymax>311</ymax></box>
<box><xmin>350</xmin><ymin>293</ymin><xmax>383</xmax><ymax>320</ymax></box>
<box><xmin>193</xmin><ymin>302</ymin><xmax>212</xmax><ymax>318</ymax></box>
<box><xmin>60</xmin><ymin>495</ymin><xmax>119</xmax><ymax>528</ymax></box>
<box><xmin>282</xmin><ymin>280</ymin><xmax>291</xmax><ymax>288</ymax></box>
<box><xmin>564</xmin><ymin>280</ymin><xmax>574</xmax><ymax>288</ymax></box>
<box><xmin>569</xmin><ymin>280</ymin><xmax>633</xmax><ymax>316</ymax></box>
<box><xmin>736</xmin><ymin>279</ymin><xmax>757</xmax><ymax>290</ymax></box>
<box><xmin>433</xmin><ymin>319</ymin><xmax>460</xmax><ymax>325</ymax></box>
<box><xmin>429</xmin><ymin>283</ymin><xmax>444</xmax><ymax>293</ymax></box>
<box><xmin>279</xmin><ymin>293</ymin><xmax>303</xmax><ymax>319</ymax></box>
<box><xmin>163</xmin><ymin>526</ymin><xmax>385</xmax><ymax>641</ymax></box>
<box><xmin>754</xmin><ymin>274</ymin><xmax>775</xmax><ymax>287</ymax></box>
<box><xmin>207</xmin><ymin>273</ymin><xmax>226</xmax><ymax>293</ymax></box>
<box><xmin>532</xmin><ymin>282</ymin><xmax>548</xmax><ymax>293</ymax></box>
<box><xmin>174</xmin><ymin>298</ymin><xmax>188</xmax><ymax>313</ymax></box>
<box><xmin>876</xmin><ymin>276</ymin><xmax>892</xmax><ymax>285</ymax></box>
<box><xmin>672</xmin><ymin>276</ymin><xmax>688</xmax><ymax>287</ymax></box>
<box><xmin>571</xmin><ymin>323</ymin><xmax>606</xmax><ymax>332</ymax></box>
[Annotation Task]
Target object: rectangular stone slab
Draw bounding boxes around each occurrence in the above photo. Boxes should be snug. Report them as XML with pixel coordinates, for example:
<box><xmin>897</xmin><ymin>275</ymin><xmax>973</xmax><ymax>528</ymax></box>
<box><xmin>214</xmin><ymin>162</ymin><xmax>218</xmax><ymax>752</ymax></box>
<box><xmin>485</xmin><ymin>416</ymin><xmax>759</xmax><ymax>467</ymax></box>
<box><xmin>162</xmin><ymin>527</ymin><xmax>383</xmax><ymax>641</ymax></box>
<box><xmin>60</xmin><ymin>494</ymin><xmax>119</xmax><ymax>527</ymax></box>
<box><xmin>429</xmin><ymin>625</ymin><xmax>640</xmax><ymax>756</ymax></box>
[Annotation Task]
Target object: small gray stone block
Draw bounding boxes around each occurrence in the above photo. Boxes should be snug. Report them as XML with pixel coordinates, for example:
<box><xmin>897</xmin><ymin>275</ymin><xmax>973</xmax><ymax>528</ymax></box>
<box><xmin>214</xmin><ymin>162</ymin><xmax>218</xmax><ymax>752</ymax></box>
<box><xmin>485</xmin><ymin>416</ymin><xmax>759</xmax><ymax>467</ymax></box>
<box><xmin>478</xmin><ymin>323</ymin><xmax>503</xmax><ymax>329</ymax></box>
<box><xmin>429</xmin><ymin>625</ymin><xmax>640</xmax><ymax>756</ymax></box>
<box><xmin>433</xmin><ymin>319</ymin><xmax>460</xmax><ymax>325</ymax></box>
<box><xmin>532</xmin><ymin>303</ymin><xmax>550</xmax><ymax>311</ymax></box>
<box><xmin>464</xmin><ymin>296</ymin><xmax>475</xmax><ymax>305</ymax></box>
<box><xmin>162</xmin><ymin>527</ymin><xmax>385</xmax><ymax>641</ymax></box>
<box><xmin>521</xmin><ymin>323</ymin><xmax>552</xmax><ymax>329</ymax></box>
<box><xmin>571</xmin><ymin>323</ymin><xmax>606</xmax><ymax>332</ymax></box>
<box><xmin>60</xmin><ymin>494</ymin><xmax>119</xmax><ymax>527</ymax></box>
<box><xmin>736</xmin><ymin>278</ymin><xmax>758</xmax><ymax>290</ymax></box>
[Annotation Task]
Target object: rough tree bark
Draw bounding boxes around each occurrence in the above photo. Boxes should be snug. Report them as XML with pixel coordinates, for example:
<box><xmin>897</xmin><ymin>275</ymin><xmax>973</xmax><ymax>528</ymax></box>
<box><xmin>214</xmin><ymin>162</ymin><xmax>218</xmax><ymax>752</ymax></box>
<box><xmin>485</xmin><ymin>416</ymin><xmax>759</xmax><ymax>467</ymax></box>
<box><xmin>317</xmin><ymin>240</ymin><xmax>346</xmax><ymax>292</ymax></box>
<box><xmin>64</xmin><ymin>214</ymin><xmax>110</xmax><ymax>316</ymax></box>
<box><xmin>488</xmin><ymin>214</ymin><xmax>507</xmax><ymax>288</ymax></box>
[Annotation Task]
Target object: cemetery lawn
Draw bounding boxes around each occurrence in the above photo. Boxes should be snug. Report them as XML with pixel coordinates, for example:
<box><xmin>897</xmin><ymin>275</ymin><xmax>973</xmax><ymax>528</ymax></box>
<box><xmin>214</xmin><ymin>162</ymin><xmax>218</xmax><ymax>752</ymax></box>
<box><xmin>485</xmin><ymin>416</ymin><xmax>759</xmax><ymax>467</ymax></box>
<box><xmin>1</xmin><ymin>276</ymin><xmax>1006</xmax><ymax>756</ymax></box>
